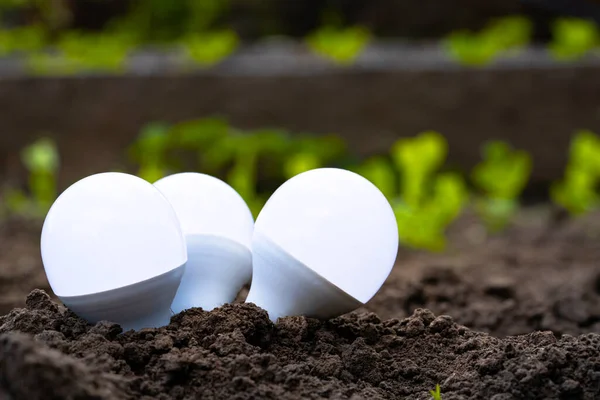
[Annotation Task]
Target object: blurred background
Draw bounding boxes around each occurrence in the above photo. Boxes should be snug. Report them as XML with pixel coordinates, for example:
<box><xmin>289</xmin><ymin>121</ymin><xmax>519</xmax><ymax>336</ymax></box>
<box><xmin>1</xmin><ymin>0</ymin><xmax>600</xmax><ymax>241</ymax></box>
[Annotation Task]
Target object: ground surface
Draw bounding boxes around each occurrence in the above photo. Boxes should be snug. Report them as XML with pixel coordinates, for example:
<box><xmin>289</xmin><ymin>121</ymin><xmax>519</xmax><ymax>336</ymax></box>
<box><xmin>0</xmin><ymin>207</ymin><xmax>599</xmax><ymax>399</ymax></box>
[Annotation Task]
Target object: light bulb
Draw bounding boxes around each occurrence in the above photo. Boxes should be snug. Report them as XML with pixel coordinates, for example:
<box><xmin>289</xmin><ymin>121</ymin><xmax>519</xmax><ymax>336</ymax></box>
<box><xmin>245</xmin><ymin>168</ymin><xmax>398</xmax><ymax>321</ymax></box>
<box><xmin>153</xmin><ymin>172</ymin><xmax>254</xmax><ymax>313</ymax></box>
<box><xmin>40</xmin><ymin>172</ymin><xmax>187</xmax><ymax>331</ymax></box>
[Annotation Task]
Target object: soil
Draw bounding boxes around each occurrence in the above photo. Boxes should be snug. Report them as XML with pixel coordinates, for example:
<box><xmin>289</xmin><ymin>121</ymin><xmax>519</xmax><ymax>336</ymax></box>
<box><xmin>0</xmin><ymin>207</ymin><xmax>599</xmax><ymax>399</ymax></box>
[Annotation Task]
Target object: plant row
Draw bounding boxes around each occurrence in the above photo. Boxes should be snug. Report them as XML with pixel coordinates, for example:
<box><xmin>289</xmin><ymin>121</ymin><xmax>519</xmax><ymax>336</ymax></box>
<box><xmin>3</xmin><ymin>118</ymin><xmax>600</xmax><ymax>252</ymax></box>
<box><xmin>1</xmin><ymin>6</ymin><xmax>600</xmax><ymax>73</ymax></box>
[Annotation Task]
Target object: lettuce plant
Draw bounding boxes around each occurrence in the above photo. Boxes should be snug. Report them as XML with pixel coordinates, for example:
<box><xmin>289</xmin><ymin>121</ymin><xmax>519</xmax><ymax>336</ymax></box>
<box><xmin>445</xmin><ymin>15</ymin><xmax>532</xmax><ymax>66</ymax></box>
<box><xmin>181</xmin><ymin>30</ymin><xmax>239</xmax><ymax>66</ymax></box>
<box><xmin>549</xmin><ymin>18</ymin><xmax>599</xmax><ymax>61</ymax></box>
<box><xmin>551</xmin><ymin>130</ymin><xmax>600</xmax><ymax>215</ymax></box>
<box><xmin>129</xmin><ymin>123</ymin><xmax>171</xmax><ymax>183</ymax></box>
<box><xmin>306</xmin><ymin>26</ymin><xmax>370</xmax><ymax>65</ymax></box>
<box><xmin>0</xmin><ymin>25</ymin><xmax>46</xmax><ymax>55</ymax></box>
<box><xmin>391</xmin><ymin>131</ymin><xmax>468</xmax><ymax>251</ymax></box>
<box><xmin>28</xmin><ymin>31</ymin><xmax>135</xmax><ymax>75</ymax></box>
<box><xmin>471</xmin><ymin>141</ymin><xmax>532</xmax><ymax>232</ymax></box>
<box><xmin>3</xmin><ymin>137</ymin><xmax>59</xmax><ymax>218</ymax></box>
<box><xmin>354</xmin><ymin>156</ymin><xmax>396</xmax><ymax>201</ymax></box>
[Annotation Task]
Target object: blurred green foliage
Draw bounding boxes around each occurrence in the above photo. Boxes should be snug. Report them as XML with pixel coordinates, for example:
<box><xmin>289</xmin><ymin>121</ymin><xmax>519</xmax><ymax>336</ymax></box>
<box><xmin>2</xmin><ymin>137</ymin><xmax>59</xmax><ymax>218</ymax></box>
<box><xmin>471</xmin><ymin>141</ymin><xmax>532</xmax><ymax>232</ymax></box>
<box><xmin>128</xmin><ymin>117</ymin><xmax>347</xmax><ymax>218</ymax></box>
<box><xmin>1</xmin><ymin>2</ymin><xmax>600</xmax><ymax>71</ymax></box>
<box><xmin>551</xmin><ymin>130</ymin><xmax>600</xmax><ymax>215</ymax></box>
<box><xmin>0</xmin><ymin>0</ymin><xmax>237</xmax><ymax>73</ymax></box>
<box><xmin>306</xmin><ymin>26</ymin><xmax>370</xmax><ymax>65</ymax></box>
<box><xmin>549</xmin><ymin>18</ymin><xmax>599</xmax><ymax>61</ymax></box>
<box><xmin>181</xmin><ymin>30</ymin><xmax>239</xmax><ymax>66</ymax></box>
<box><xmin>445</xmin><ymin>16</ymin><xmax>532</xmax><ymax>66</ymax></box>
<box><xmin>0</xmin><ymin>121</ymin><xmax>564</xmax><ymax>254</ymax></box>
<box><xmin>389</xmin><ymin>131</ymin><xmax>468</xmax><ymax>252</ymax></box>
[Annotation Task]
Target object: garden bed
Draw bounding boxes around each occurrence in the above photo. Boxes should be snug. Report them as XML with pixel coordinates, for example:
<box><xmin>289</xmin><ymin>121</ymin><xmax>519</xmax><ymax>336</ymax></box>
<box><xmin>1</xmin><ymin>206</ymin><xmax>599</xmax><ymax>399</ymax></box>
<box><xmin>2</xmin><ymin>43</ymin><xmax>600</xmax><ymax>196</ymax></box>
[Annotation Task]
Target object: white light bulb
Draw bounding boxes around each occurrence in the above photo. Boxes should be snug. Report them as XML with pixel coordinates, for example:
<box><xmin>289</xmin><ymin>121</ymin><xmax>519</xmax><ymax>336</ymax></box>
<box><xmin>41</xmin><ymin>172</ymin><xmax>188</xmax><ymax>331</ymax></box>
<box><xmin>246</xmin><ymin>168</ymin><xmax>398</xmax><ymax>321</ymax></box>
<box><xmin>153</xmin><ymin>172</ymin><xmax>254</xmax><ymax>313</ymax></box>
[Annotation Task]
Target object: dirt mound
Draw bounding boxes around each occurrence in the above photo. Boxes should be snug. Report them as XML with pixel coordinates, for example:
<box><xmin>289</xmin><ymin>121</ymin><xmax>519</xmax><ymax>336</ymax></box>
<box><xmin>0</xmin><ymin>290</ymin><xmax>598</xmax><ymax>399</ymax></box>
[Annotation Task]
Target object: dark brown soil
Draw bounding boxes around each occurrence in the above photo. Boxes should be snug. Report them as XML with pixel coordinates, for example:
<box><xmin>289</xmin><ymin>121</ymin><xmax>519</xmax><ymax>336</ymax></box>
<box><xmin>0</xmin><ymin>207</ymin><xmax>600</xmax><ymax>399</ymax></box>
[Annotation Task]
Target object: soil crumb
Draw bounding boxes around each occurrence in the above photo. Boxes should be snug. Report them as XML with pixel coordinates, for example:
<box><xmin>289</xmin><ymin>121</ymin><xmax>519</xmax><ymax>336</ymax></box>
<box><xmin>0</xmin><ymin>290</ymin><xmax>599</xmax><ymax>400</ymax></box>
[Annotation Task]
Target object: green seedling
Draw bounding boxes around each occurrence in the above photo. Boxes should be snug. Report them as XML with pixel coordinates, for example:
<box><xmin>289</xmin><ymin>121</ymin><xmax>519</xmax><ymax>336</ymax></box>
<box><xmin>551</xmin><ymin>130</ymin><xmax>600</xmax><ymax>215</ymax></box>
<box><xmin>430</xmin><ymin>384</ymin><xmax>442</xmax><ymax>400</ymax></box>
<box><xmin>57</xmin><ymin>31</ymin><xmax>134</xmax><ymax>72</ymax></box>
<box><xmin>3</xmin><ymin>137</ymin><xmax>59</xmax><ymax>218</ymax></box>
<box><xmin>471</xmin><ymin>141</ymin><xmax>532</xmax><ymax>232</ymax></box>
<box><xmin>182</xmin><ymin>29</ymin><xmax>239</xmax><ymax>66</ymax></box>
<box><xmin>225</xmin><ymin>133</ymin><xmax>264</xmax><ymax>218</ymax></box>
<box><xmin>306</xmin><ymin>26</ymin><xmax>370</xmax><ymax>65</ymax></box>
<box><xmin>284</xmin><ymin>152</ymin><xmax>321</xmax><ymax>179</ymax></box>
<box><xmin>445</xmin><ymin>15</ymin><xmax>532</xmax><ymax>66</ymax></box>
<box><xmin>130</xmin><ymin>123</ymin><xmax>171</xmax><ymax>183</ymax></box>
<box><xmin>0</xmin><ymin>25</ymin><xmax>46</xmax><ymax>55</ymax></box>
<box><xmin>391</xmin><ymin>131</ymin><xmax>467</xmax><ymax>251</ymax></box>
<box><xmin>28</xmin><ymin>31</ymin><xmax>135</xmax><ymax>75</ymax></box>
<box><xmin>354</xmin><ymin>156</ymin><xmax>396</xmax><ymax>201</ymax></box>
<box><xmin>549</xmin><ymin>18</ymin><xmax>599</xmax><ymax>61</ymax></box>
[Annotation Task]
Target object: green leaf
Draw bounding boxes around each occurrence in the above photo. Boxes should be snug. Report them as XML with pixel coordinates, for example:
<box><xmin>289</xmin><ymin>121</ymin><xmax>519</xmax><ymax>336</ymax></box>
<box><xmin>170</xmin><ymin>117</ymin><xmax>230</xmax><ymax>149</ymax></box>
<box><xmin>0</xmin><ymin>25</ymin><xmax>46</xmax><ymax>55</ymax></box>
<box><xmin>549</xmin><ymin>18</ymin><xmax>599</xmax><ymax>61</ymax></box>
<box><xmin>471</xmin><ymin>141</ymin><xmax>532</xmax><ymax>199</ymax></box>
<box><xmin>284</xmin><ymin>152</ymin><xmax>321</xmax><ymax>179</ymax></box>
<box><xmin>445</xmin><ymin>30</ymin><xmax>501</xmax><ymax>66</ymax></box>
<box><xmin>474</xmin><ymin>197</ymin><xmax>518</xmax><ymax>233</ymax></box>
<box><xmin>430</xmin><ymin>384</ymin><xmax>443</xmax><ymax>400</ymax></box>
<box><xmin>391</xmin><ymin>131</ymin><xmax>448</xmax><ymax>207</ymax></box>
<box><xmin>306</xmin><ymin>26</ymin><xmax>370</xmax><ymax>65</ymax></box>
<box><xmin>355</xmin><ymin>157</ymin><xmax>396</xmax><ymax>200</ymax></box>
<box><xmin>570</xmin><ymin>129</ymin><xmax>600</xmax><ymax>172</ymax></box>
<box><xmin>182</xmin><ymin>30</ymin><xmax>239</xmax><ymax>66</ymax></box>
<box><xmin>56</xmin><ymin>31</ymin><xmax>135</xmax><ymax>72</ymax></box>
<box><xmin>20</xmin><ymin>137</ymin><xmax>59</xmax><ymax>173</ymax></box>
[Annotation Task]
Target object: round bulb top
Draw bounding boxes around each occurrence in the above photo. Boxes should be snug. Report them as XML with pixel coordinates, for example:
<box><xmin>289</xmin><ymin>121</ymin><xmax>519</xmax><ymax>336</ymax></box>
<box><xmin>153</xmin><ymin>172</ymin><xmax>254</xmax><ymax>250</ymax></box>
<box><xmin>41</xmin><ymin>172</ymin><xmax>187</xmax><ymax>297</ymax></box>
<box><xmin>254</xmin><ymin>168</ymin><xmax>398</xmax><ymax>304</ymax></box>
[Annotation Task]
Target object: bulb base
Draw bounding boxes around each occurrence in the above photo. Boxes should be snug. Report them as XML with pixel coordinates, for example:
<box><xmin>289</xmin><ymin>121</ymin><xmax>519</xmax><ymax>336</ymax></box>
<box><xmin>58</xmin><ymin>263</ymin><xmax>185</xmax><ymax>332</ymax></box>
<box><xmin>246</xmin><ymin>232</ymin><xmax>363</xmax><ymax>322</ymax></box>
<box><xmin>170</xmin><ymin>235</ymin><xmax>252</xmax><ymax>314</ymax></box>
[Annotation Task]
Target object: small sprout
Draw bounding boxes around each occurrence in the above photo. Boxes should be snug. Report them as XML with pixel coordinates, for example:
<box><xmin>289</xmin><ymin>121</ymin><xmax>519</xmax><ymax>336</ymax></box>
<box><xmin>430</xmin><ymin>384</ymin><xmax>442</xmax><ymax>400</ymax></box>
<box><xmin>306</xmin><ymin>26</ymin><xmax>370</xmax><ymax>65</ymax></box>
<box><xmin>471</xmin><ymin>141</ymin><xmax>532</xmax><ymax>232</ymax></box>
<box><xmin>182</xmin><ymin>29</ymin><xmax>239</xmax><ymax>66</ymax></box>
<box><xmin>549</xmin><ymin>18</ymin><xmax>599</xmax><ymax>61</ymax></box>
<box><xmin>551</xmin><ymin>130</ymin><xmax>600</xmax><ymax>215</ymax></box>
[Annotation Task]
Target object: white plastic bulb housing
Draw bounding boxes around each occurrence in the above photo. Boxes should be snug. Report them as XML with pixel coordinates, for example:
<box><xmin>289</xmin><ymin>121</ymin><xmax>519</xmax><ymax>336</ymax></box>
<box><xmin>41</xmin><ymin>172</ymin><xmax>188</xmax><ymax>331</ymax></box>
<box><xmin>153</xmin><ymin>172</ymin><xmax>254</xmax><ymax>313</ymax></box>
<box><xmin>246</xmin><ymin>168</ymin><xmax>399</xmax><ymax>321</ymax></box>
